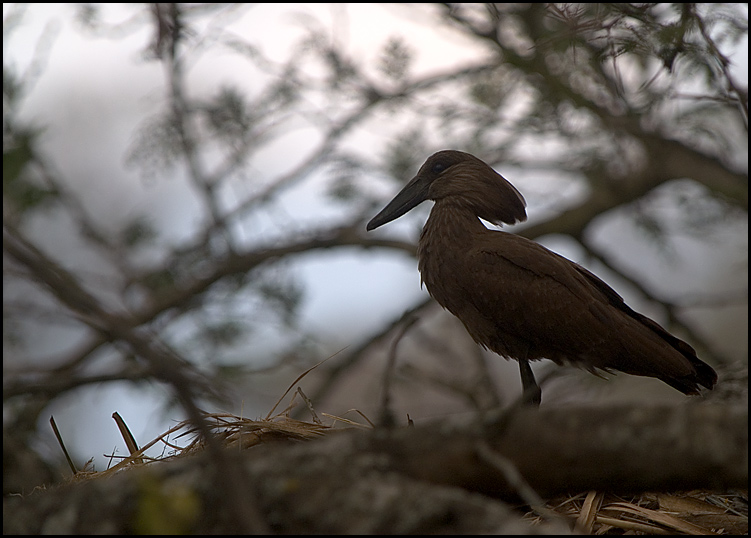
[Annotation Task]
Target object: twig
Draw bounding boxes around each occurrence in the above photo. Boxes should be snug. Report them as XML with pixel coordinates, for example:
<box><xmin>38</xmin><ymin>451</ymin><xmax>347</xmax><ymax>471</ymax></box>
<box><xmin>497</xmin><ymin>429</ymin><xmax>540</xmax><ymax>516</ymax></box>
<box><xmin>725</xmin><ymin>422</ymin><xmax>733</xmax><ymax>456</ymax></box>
<box><xmin>297</xmin><ymin>387</ymin><xmax>322</xmax><ymax>425</ymax></box>
<box><xmin>379</xmin><ymin>314</ymin><xmax>419</xmax><ymax>427</ymax></box>
<box><xmin>265</xmin><ymin>348</ymin><xmax>345</xmax><ymax>420</ymax></box>
<box><xmin>476</xmin><ymin>439</ymin><xmax>563</xmax><ymax>524</ymax></box>
<box><xmin>50</xmin><ymin>416</ymin><xmax>77</xmax><ymax>475</ymax></box>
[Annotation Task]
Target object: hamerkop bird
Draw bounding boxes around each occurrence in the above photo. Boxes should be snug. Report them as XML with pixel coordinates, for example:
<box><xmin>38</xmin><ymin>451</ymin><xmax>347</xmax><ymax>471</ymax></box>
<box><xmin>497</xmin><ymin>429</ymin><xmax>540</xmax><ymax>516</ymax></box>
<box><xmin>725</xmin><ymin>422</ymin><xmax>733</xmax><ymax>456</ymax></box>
<box><xmin>367</xmin><ymin>150</ymin><xmax>717</xmax><ymax>405</ymax></box>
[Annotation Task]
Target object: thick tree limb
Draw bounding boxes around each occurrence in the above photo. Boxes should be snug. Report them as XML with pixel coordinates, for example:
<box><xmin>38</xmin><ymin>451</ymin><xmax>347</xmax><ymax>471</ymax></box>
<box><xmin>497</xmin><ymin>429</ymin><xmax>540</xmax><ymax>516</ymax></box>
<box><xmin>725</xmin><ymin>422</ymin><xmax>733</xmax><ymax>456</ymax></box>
<box><xmin>384</xmin><ymin>403</ymin><xmax>747</xmax><ymax>499</ymax></box>
<box><xmin>4</xmin><ymin>403</ymin><xmax>745</xmax><ymax>534</ymax></box>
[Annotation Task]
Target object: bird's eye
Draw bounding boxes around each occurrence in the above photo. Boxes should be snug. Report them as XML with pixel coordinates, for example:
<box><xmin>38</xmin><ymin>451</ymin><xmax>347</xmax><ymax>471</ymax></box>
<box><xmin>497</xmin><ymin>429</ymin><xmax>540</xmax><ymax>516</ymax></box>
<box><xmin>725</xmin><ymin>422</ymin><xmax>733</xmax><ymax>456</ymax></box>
<box><xmin>431</xmin><ymin>162</ymin><xmax>447</xmax><ymax>174</ymax></box>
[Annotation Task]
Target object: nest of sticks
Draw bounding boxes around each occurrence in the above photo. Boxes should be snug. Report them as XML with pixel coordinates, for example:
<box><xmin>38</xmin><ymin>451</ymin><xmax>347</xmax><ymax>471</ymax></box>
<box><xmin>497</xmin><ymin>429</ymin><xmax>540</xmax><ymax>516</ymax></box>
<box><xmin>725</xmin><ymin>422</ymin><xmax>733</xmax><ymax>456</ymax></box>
<box><xmin>50</xmin><ymin>373</ymin><xmax>746</xmax><ymax>535</ymax></box>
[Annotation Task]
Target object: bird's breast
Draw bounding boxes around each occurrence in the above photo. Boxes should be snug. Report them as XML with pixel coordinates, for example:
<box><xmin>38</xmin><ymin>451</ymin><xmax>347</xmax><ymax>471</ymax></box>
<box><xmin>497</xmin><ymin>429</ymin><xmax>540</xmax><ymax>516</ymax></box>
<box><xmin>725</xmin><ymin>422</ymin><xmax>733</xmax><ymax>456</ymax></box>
<box><xmin>416</xmin><ymin>205</ymin><xmax>485</xmax><ymax>300</ymax></box>
<box><xmin>416</xmin><ymin>206</ymin><xmax>504</xmax><ymax>338</ymax></box>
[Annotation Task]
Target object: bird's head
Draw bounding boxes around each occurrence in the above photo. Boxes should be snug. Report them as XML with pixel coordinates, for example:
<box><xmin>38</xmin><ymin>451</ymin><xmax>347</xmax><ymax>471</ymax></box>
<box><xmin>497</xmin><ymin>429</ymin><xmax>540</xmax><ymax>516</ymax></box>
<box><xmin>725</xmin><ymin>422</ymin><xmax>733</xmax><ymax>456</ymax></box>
<box><xmin>366</xmin><ymin>150</ymin><xmax>527</xmax><ymax>231</ymax></box>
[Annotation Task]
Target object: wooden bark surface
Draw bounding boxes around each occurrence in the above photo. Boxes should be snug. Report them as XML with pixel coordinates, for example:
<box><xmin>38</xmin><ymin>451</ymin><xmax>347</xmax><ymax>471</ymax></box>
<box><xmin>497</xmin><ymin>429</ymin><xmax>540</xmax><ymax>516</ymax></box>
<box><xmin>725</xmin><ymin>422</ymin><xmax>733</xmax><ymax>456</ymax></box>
<box><xmin>4</xmin><ymin>403</ymin><xmax>746</xmax><ymax>534</ymax></box>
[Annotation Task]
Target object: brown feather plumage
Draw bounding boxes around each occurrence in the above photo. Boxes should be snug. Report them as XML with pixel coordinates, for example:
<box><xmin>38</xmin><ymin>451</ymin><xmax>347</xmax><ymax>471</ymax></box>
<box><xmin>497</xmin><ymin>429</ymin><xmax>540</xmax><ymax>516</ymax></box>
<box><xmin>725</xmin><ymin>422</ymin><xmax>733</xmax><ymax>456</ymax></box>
<box><xmin>367</xmin><ymin>150</ymin><xmax>717</xmax><ymax>402</ymax></box>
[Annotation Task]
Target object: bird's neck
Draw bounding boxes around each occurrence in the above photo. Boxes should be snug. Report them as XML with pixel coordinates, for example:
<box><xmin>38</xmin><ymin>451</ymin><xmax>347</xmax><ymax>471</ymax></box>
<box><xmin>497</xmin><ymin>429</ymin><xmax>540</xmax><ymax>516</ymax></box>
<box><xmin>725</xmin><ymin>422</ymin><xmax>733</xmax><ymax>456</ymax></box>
<box><xmin>417</xmin><ymin>201</ymin><xmax>490</xmax><ymax>302</ymax></box>
<box><xmin>420</xmin><ymin>200</ymin><xmax>489</xmax><ymax>248</ymax></box>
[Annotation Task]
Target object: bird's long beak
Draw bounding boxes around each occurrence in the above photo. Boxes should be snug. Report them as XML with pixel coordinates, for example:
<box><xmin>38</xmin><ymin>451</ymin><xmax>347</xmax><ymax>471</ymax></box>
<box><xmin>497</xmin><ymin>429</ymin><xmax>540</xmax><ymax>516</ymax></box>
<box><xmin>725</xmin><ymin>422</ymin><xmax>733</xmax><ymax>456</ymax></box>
<box><xmin>366</xmin><ymin>173</ymin><xmax>431</xmax><ymax>231</ymax></box>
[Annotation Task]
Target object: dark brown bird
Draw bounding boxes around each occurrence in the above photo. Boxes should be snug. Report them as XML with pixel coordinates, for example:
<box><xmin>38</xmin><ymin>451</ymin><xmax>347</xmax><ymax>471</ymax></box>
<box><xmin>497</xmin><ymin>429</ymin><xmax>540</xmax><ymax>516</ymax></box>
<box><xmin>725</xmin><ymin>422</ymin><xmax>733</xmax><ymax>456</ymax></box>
<box><xmin>367</xmin><ymin>150</ymin><xmax>717</xmax><ymax>404</ymax></box>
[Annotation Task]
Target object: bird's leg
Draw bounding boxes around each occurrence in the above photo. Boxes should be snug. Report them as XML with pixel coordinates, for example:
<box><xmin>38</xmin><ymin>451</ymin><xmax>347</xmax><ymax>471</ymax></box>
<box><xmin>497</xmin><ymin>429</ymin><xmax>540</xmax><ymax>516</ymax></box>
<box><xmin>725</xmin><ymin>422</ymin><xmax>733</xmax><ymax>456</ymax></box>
<box><xmin>518</xmin><ymin>358</ymin><xmax>541</xmax><ymax>407</ymax></box>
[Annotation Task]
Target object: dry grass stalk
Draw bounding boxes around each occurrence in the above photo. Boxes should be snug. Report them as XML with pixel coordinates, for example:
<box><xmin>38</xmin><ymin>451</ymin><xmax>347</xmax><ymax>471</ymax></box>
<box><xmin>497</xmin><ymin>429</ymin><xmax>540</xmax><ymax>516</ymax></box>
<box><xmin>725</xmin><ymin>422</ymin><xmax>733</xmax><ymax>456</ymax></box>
<box><xmin>538</xmin><ymin>491</ymin><xmax>747</xmax><ymax>535</ymax></box>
